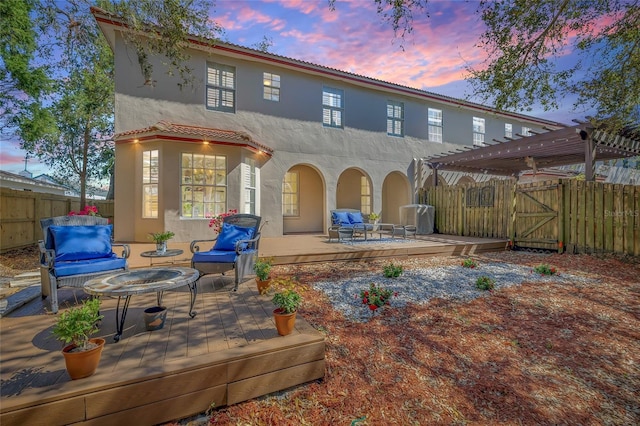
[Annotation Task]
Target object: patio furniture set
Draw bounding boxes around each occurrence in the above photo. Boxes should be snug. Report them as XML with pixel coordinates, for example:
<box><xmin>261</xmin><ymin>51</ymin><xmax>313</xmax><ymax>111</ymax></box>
<box><xmin>38</xmin><ymin>213</ymin><xmax>262</xmax><ymax>342</ymax></box>
<box><xmin>327</xmin><ymin>208</ymin><xmax>417</xmax><ymax>243</ymax></box>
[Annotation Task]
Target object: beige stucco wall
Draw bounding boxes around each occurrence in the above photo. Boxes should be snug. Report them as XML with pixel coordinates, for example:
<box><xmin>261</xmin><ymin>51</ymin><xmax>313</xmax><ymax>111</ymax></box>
<box><xmin>111</xmin><ymin>31</ymin><xmax>554</xmax><ymax>240</ymax></box>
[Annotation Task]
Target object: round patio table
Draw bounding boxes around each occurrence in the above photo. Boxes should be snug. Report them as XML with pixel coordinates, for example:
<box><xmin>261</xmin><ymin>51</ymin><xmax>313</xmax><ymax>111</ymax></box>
<box><xmin>84</xmin><ymin>267</ymin><xmax>199</xmax><ymax>342</ymax></box>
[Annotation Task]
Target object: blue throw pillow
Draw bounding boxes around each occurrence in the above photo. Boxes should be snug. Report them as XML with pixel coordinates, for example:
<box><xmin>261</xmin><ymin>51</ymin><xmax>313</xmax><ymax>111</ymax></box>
<box><xmin>332</xmin><ymin>211</ymin><xmax>351</xmax><ymax>226</ymax></box>
<box><xmin>50</xmin><ymin>225</ymin><xmax>113</xmax><ymax>261</ymax></box>
<box><xmin>213</xmin><ymin>222</ymin><xmax>255</xmax><ymax>251</ymax></box>
<box><xmin>348</xmin><ymin>212</ymin><xmax>364</xmax><ymax>224</ymax></box>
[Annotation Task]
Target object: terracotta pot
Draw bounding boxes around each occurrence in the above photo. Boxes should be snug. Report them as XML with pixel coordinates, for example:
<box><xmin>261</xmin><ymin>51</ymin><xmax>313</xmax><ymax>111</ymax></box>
<box><xmin>256</xmin><ymin>277</ymin><xmax>271</xmax><ymax>295</ymax></box>
<box><xmin>62</xmin><ymin>337</ymin><xmax>105</xmax><ymax>380</ymax></box>
<box><xmin>273</xmin><ymin>308</ymin><xmax>296</xmax><ymax>336</ymax></box>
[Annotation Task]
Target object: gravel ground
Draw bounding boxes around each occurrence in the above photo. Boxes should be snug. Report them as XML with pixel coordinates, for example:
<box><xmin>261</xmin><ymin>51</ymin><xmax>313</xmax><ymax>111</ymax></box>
<box><xmin>312</xmin><ymin>262</ymin><xmax>595</xmax><ymax>322</ymax></box>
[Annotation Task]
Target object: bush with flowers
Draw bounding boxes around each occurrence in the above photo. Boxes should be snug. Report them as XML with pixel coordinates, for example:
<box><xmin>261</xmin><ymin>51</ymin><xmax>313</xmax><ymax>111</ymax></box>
<box><xmin>68</xmin><ymin>205</ymin><xmax>101</xmax><ymax>217</ymax></box>
<box><xmin>359</xmin><ymin>283</ymin><xmax>397</xmax><ymax>313</ymax></box>
<box><xmin>207</xmin><ymin>209</ymin><xmax>238</xmax><ymax>233</ymax></box>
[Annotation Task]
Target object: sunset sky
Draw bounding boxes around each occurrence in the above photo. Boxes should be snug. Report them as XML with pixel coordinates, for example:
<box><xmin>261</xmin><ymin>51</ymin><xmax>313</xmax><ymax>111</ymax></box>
<box><xmin>1</xmin><ymin>0</ymin><xmax>583</xmax><ymax>177</ymax></box>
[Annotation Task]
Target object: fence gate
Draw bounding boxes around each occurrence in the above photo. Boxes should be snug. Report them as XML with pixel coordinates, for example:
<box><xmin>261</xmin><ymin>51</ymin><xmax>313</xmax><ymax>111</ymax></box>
<box><xmin>512</xmin><ymin>181</ymin><xmax>562</xmax><ymax>251</ymax></box>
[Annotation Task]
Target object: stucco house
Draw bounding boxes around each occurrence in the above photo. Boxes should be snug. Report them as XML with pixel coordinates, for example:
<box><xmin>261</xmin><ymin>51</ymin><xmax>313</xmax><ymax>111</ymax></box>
<box><xmin>93</xmin><ymin>8</ymin><xmax>563</xmax><ymax>242</ymax></box>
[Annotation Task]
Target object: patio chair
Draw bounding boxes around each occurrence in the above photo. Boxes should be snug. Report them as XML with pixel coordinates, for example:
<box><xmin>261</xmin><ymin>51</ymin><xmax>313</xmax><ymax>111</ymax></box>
<box><xmin>190</xmin><ymin>214</ymin><xmax>261</xmax><ymax>291</ymax></box>
<box><xmin>38</xmin><ymin>215</ymin><xmax>130</xmax><ymax>313</ymax></box>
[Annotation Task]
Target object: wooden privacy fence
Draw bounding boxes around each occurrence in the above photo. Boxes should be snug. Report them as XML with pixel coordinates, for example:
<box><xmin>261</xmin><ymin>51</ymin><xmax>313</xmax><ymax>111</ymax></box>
<box><xmin>0</xmin><ymin>187</ymin><xmax>114</xmax><ymax>253</ymax></box>
<box><xmin>420</xmin><ymin>179</ymin><xmax>639</xmax><ymax>256</ymax></box>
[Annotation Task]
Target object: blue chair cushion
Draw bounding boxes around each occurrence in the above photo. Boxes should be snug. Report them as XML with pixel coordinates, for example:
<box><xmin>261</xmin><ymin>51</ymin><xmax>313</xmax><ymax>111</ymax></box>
<box><xmin>332</xmin><ymin>211</ymin><xmax>351</xmax><ymax>226</ymax></box>
<box><xmin>348</xmin><ymin>212</ymin><xmax>364</xmax><ymax>224</ymax></box>
<box><xmin>49</xmin><ymin>225</ymin><xmax>113</xmax><ymax>262</ymax></box>
<box><xmin>192</xmin><ymin>249</ymin><xmax>239</xmax><ymax>264</ymax></box>
<box><xmin>53</xmin><ymin>254</ymin><xmax>126</xmax><ymax>277</ymax></box>
<box><xmin>213</xmin><ymin>223</ymin><xmax>255</xmax><ymax>251</ymax></box>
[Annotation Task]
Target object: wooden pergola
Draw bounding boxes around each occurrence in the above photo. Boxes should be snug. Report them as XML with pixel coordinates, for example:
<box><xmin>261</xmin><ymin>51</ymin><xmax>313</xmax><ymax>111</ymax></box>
<box><xmin>424</xmin><ymin>121</ymin><xmax>640</xmax><ymax>184</ymax></box>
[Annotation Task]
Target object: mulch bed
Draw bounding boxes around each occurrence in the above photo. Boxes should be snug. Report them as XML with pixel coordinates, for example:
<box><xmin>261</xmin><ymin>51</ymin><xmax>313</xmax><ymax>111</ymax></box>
<box><xmin>198</xmin><ymin>251</ymin><xmax>639</xmax><ymax>425</ymax></box>
<box><xmin>2</xmin><ymin>247</ymin><xmax>638</xmax><ymax>425</ymax></box>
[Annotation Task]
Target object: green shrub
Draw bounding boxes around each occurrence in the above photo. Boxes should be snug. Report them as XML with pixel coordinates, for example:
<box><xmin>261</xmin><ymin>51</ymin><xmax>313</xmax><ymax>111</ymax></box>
<box><xmin>533</xmin><ymin>264</ymin><xmax>557</xmax><ymax>276</ymax></box>
<box><xmin>383</xmin><ymin>263</ymin><xmax>403</xmax><ymax>278</ymax></box>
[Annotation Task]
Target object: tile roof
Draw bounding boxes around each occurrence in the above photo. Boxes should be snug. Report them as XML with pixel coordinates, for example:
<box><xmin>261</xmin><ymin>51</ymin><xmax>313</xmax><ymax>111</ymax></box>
<box><xmin>115</xmin><ymin>121</ymin><xmax>274</xmax><ymax>155</ymax></box>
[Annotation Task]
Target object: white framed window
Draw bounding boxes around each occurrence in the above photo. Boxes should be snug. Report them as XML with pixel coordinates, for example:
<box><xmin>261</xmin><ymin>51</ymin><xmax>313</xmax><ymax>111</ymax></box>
<box><xmin>263</xmin><ymin>72</ymin><xmax>280</xmax><ymax>101</ymax></box>
<box><xmin>522</xmin><ymin>126</ymin><xmax>532</xmax><ymax>136</ymax></box>
<box><xmin>282</xmin><ymin>171</ymin><xmax>299</xmax><ymax>216</ymax></box>
<box><xmin>142</xmin><ymin>149</ymin><xmax>158</xmax><ymax>218</ymax></box>
<box><xmin>387</xmin><ymin>101</ymin><xmax>404</xmax><ymax>137</ymax></box>
<box><xmin>243</xmin><ymin>159</ymin><xmax>257</xmax><ymax>215</ymax></box>
<box><xmin>473</xmin><ymin>117</ymin><xmax>485</xmax><ymax>146</ymax></box>
<box><xmin>360</xmin><ymin>176</ymin><xmax>371</xmax><ymax>215</ymax></box>
<box><xmin>180</xmin><ymin>153</ymin><xmax>227</xmax><ymax>218</ymax></box>
<box><xmin>322</xmin><ymin>87</ymin><xmax>343</xmax><ymax>128</ymax></box>
<box><xmin>206</xmin><ymin>63</ymin><xmax>235</xmax><ymax>113</ymax></box>
<box><xmin>428</xmin><ymin>108</ymin><xmax>443</xmax><ymax>142</ymax></box>
<box><xmin>505</xmin><ymin>123</ymin><xmax>513</xmax><ymax>138</ymax></box>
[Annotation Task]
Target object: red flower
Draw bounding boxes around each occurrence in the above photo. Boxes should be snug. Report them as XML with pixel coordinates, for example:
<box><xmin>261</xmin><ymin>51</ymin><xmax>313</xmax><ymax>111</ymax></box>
<box><xmin>369</xmin><ymin>304</ymin><xmax>378</xmax><ymax>311</ymax></box>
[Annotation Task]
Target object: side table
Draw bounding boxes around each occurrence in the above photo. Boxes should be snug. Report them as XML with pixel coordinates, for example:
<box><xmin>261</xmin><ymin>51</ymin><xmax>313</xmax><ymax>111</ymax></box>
<box><xmin>140</xmin><ymin>248</ymin><xmax>184</xmax><ymax>266</ymax></box>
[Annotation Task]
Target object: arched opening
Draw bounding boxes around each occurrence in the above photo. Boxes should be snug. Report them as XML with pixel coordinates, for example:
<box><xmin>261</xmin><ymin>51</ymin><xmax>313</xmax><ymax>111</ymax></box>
<box><xmin>382</xmin><ymin>172</ymin><xmax>411</xmax><ymax>224</ymax></box>
<box><xmin>336</xmin><ymin>168</ymin><xmax>373</xmax><ymax>214</ymax></box>
<box><xmin>457</xmin><ymin>175</ymin><xmax>475</xmax><ymax>185</ymax></box>
<box><xmin>282</xmin><ymin>164</ymin><xmax>325</xmax><ymax>234</ymax></box>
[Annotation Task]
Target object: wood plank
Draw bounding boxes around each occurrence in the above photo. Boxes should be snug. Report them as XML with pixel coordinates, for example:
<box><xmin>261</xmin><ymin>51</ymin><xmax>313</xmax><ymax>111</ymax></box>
<box><xmin>0</xmin><ymin>396</ymin><xmax>86</xmax><ymax>426</ymax></box>
<box><xmin>603</xmin><ymin>183</ymin><xmax>614</xmax><ymax>252</ymax></box>
<box><xmin>634</xmin><ymin>187</ymin><xmax>640</xmax><ymax>256</ymax></box>
<box><xmin>81</xmin><ymin>385</ymin><xmax>227</xmax><ymax>426</ymax></box>
<box><xmin>613</xmin><ymin>184</ymin><xmax>624</xmax><ymax>253</ymax></box>
<box><xmin>594</xmin><ymin>182</ymin><xmax>604</xmax><ymax>252</ymax></box>
<box><xmin>227</xmin><ymin>339</ymin><xmax>325</xmax><ymax>382</ymax></box>
<box><xmin>576</xmin><ymin>180</ymin><xmax>586</xmax><ymax>252</ymax></box>
<box><xmin>585</xmin><ymin>181</ymin><xmax>595</xmax><ymax>252</ymax></box>
<box><xmin>227</xmin><ymin>359</ymin><xmax>325</xmax><ymax>406</ymax></box>
<box><xmin>623</xmin><ymin>185</ymin><xmax>634</xmax><ymax>255</ymax></box>
<box><xmin>85</xmin><ymin>364</ymin><xmax>227</xmax><ymax>418</ymax></box>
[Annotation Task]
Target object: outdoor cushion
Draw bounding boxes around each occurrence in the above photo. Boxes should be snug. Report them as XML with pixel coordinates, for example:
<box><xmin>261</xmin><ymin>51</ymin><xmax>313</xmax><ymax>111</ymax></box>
<box><xmin>332</xmin><ymin>211</ymin><xmax>351</xmax><ymax>226</ymax></box>
<box><xmin>348</xmin><ymin>212</ymin><xmax>364</xmax><ymax>224</ymax></box>
<box><xmin>192</xmin><ymin>249</ymin><xmax>244</xmax><ymax>264</ymax></box>
<box><xmin>49</xmin><ymin>225</ymin><xmax>113</xmax><ymax>262</ymax></box>
<box><xmin>53</xmin><ymin>254</ymin><xmax>126</xmax><ymax>277</ymax></box>
<box><xmin>213</xmin><ymin>222</ymin><xmax>255</xmax><ymax>251</ymax></box>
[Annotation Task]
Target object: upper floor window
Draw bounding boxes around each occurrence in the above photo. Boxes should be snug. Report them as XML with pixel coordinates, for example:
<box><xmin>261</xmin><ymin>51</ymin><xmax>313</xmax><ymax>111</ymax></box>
<box><xmin>142</xmin><ymin>149</ymin><xmax>158</xmax><ymax>218</ymax></box>
<box><xmin>387</xmin><ymin>101</ymin><xmax>404</xmax><ymax>137</ymax></box>
<box><xmin>322</xmin><ymin>87</ymin><xmax>343</xmax><ymax>128</ymax></box>
<box><xmin>473</xmin><ymin>117</ymin><xmax>485</xmax><ymax>146</ymax></box>
<box><xmin>282</xmin><ymin>171</ymin><xmax>299</xmax><ymax>216</ymax></box>
<box><xmin>505</xmin><ymin>123</ymin><xmax>513</xmax><ymax>138</ymax></box>
<box><xmin>428</xmin><ymin>108</ymin><xmax>443</xmax><ymax>143</ymax></box>
<box><xmin>206</xmin><ymin>63</ymin><xmax>235</xmax><ymax>113</ymax></box>
<box><xmin>522</xmin><ymin>126</ymin><xmax>532</xmax><ymax>136</ymax></box>
<box><xmin>180</xmin><ymin>153</ymin><xmax>227</xmax><ymax>218</ymax></box>
<box><xmin>263</xmin><ymin>72</ymin><xmax>280</xmax><ymax>101</ymax></box>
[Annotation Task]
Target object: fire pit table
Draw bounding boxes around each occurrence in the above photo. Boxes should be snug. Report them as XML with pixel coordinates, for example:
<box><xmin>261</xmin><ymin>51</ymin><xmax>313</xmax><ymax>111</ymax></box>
<box><xmin>84</xmin><ymin>267</ymin><xmax>199</xmax><ymax>342</ymax></box>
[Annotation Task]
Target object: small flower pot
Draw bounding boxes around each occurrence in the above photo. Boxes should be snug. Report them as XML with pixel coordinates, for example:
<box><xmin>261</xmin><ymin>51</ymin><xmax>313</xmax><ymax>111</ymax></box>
<box><xmin>144</xmin><ymin>306</ymin><xmax>168</xmax><ymax>331</ymax></box>
<box><xmin>273</xmin><ymin>308</ymin><xmax>296</xmax><ymax>336</ymax></box>
<box><xmin>62</xmin><ymin>338</ymin><xmax>105</xmax><ymax>380</ymax></box>
<box><xmin>256</xmin><ymin>277</ymin><xmax>271</xmax><ymax>295</ymax></box>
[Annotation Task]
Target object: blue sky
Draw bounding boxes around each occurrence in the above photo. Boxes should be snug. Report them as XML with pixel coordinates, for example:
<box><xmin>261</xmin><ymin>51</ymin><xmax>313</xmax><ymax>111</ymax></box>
<box><xmin>1</xmin><ymin>0</ymin><xmax>584</xmax><ymax>177</ymax></box>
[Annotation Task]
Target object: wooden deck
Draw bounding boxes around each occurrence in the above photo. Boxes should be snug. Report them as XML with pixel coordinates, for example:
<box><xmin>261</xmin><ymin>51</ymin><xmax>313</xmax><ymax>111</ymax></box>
<box><xmin>0</xmin><ymin>234</ymin><xmax>506</xmax><ymax>425</ymax></box>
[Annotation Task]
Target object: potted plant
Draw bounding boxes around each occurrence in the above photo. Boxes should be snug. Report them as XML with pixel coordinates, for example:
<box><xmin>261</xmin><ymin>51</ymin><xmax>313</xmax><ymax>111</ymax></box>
<box><xmin>149</xmin><ymin>231</ymin><xmax>175</xmax><ymax>254</ymax></box>
<box><xmin>269</xmin><ymin>278</ymin><xmax>303</xmax><ymax>336</ymax></box>
<box><xmin>51</xmin><ymin>297</ymin><xmax>105</xmax><ymax>380</ymax></box>
<box><xmin>253</xmin><ymin>257</ymin><xmax>273</xmax><ymax>295</ymax></box>
<box><xmin>368</xmin><ymin>212</ymin><xmax>380</xmax><ymax>223</ymax></box>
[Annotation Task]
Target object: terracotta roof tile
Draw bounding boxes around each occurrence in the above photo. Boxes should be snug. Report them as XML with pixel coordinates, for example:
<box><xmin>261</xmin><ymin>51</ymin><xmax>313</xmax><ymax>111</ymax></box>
<box><xmin>115</xmin><ymin>121</ymin><xmax>273</xmax><ymax>155</ymax></box>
